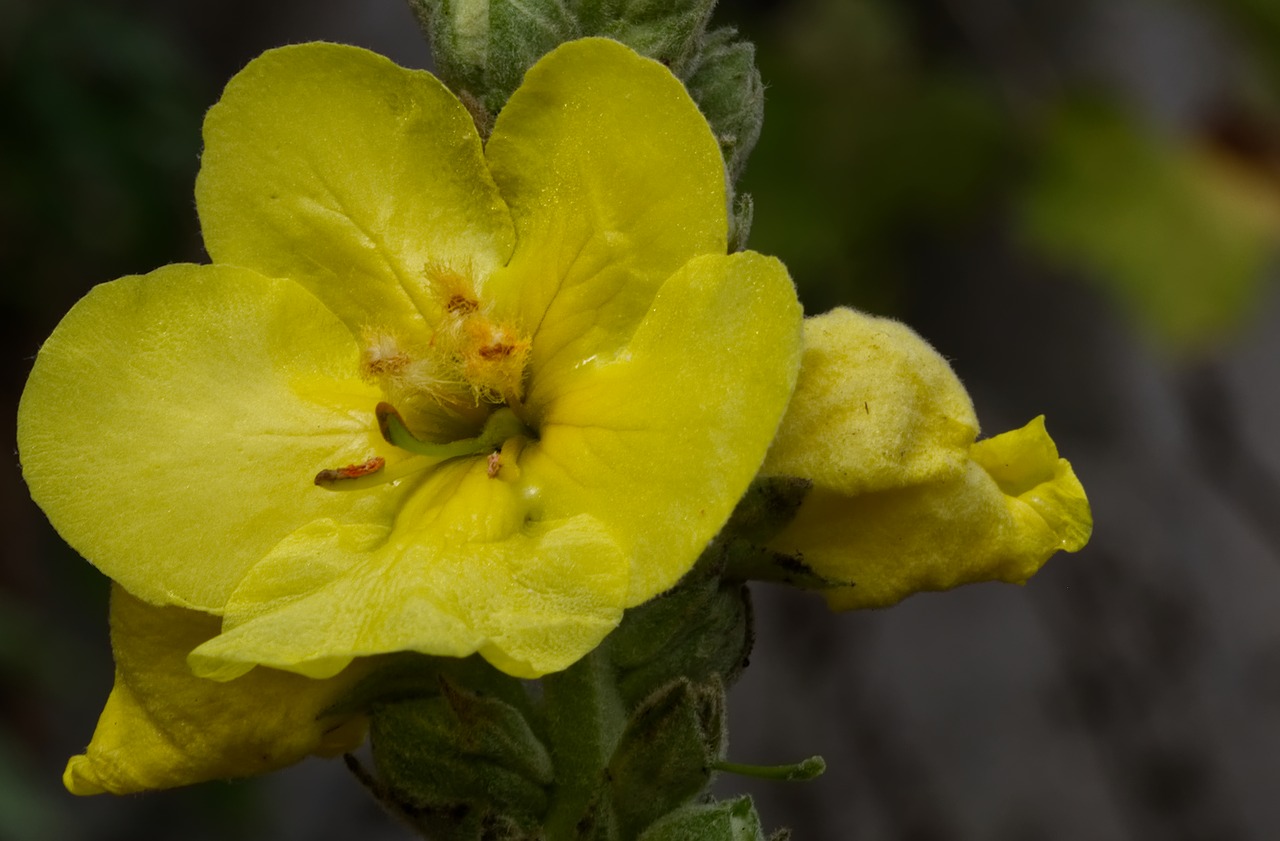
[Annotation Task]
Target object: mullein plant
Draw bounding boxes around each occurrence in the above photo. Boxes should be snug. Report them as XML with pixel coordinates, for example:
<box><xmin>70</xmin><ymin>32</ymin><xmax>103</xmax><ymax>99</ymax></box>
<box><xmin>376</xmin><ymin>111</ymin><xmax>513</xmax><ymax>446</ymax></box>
<box><xmin>15</xmin><ymin>1</ymin><xmax>1091</xmax><ymax>838</ymax></box>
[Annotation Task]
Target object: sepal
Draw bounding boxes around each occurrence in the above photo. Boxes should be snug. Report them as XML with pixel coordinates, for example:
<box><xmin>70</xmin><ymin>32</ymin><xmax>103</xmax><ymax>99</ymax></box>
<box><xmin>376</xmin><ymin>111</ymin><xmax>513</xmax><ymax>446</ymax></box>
<box><xmin>685</xmin><ymin>27</ymin><xmax>765</xmax><ymax>183</ymax></box>
<box><xmin>405</xmin><ymin>2</ymin><xmax>766</xmax><ymax>183</ymax></box>
<box><xmin>406</xmin><ymin>0</ymin><xmax>576</xmax><ymax>119</ymax></box>
<box><xmin>367</xmin><ymin>676</ymin><xmax>553</xmax><ymax>838</ymax></box>
<box><xmin>637</xmin><ymin>796</ymin><xmax>770</xmax><ymax>841</ymax></box>
<box><xmin>578</xmin><ymin>0</ymin><xmax>718</xmax><ymax>77</ymax></box>
<box><xmin>607</xmin><ymin>678</ymin><xmax>727</xmax><ymax>839</ymax></box>
<box><xmin>606</xmin><ymin>564</ymin><xmax>753</xmax><ymax>710</ymax></box>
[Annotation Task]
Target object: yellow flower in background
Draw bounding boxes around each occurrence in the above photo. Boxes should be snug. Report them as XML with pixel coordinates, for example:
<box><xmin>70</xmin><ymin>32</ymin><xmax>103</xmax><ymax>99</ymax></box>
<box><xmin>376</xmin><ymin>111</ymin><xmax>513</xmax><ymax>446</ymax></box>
<box><xmin>63</xmin><ymin>586</ymin><xmax>370</xmax><ymax>795</ymax></box>
<box><xmin>762</xmin><ymin>308</ymin><xmax>1091</xmax><ymax>609</ymax></box>
<box><xmin>17</xmin><ymin>39</ymin><xmax>802</xmax><ymax>792</ymax></box>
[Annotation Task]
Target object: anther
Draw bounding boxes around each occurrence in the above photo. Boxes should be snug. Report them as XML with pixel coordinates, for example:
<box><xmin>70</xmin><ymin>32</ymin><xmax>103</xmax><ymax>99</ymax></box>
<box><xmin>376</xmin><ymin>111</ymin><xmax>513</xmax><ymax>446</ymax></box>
<box><xmin>315</xmin><ymin>457</ymin><xmax>386</xmax><ymax>487</ymax></box>
<box><xmin>447</xmin><ymin>293</ymin><xmax>479</xmax><ymax>314</ymax></box>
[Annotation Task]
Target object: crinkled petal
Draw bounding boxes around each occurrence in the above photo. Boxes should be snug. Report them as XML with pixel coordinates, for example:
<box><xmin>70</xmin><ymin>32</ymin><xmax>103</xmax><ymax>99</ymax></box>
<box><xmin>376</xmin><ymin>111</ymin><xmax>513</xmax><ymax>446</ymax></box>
<box><xmin>771</xmin><ymin>417</ymin><xmax>1092</xmax><ymax>610</ymax></box>
<box><xmin>763</xmin><ymin>307</ymin><xmax>979</xmax><ymax>494</ymax></box>
<box><xmin>17</xmin><ymin>264</ymin><xmax>400</xmax><ymax>612</ymax></box>
<box><xmin>189</xmin><ymin>456</ymin><xmax>628</xmax><ymax>680</ymax></box>
<box><xmin>64</xmin><ymin>586</ymin><xmax>368</xmax><ymax>795</ymax></box>
<box><xmin>524</xmin><ymin>251</ymin><xmax>803</xmax><ymax>604</ymax></box>
<box><xmin>970</xmin><ymin>415</ymin><xmax>1094</xmax><ymax>553</ymax></box>
<box><xmin>197</xmin><ymin>43</ymin><xmax>514</xmax><ymax>336</ymax></box>
<box><xmin>483</xmin><ymin>38</ymin><xmax>729</xmax><ymax>405</ymax></box>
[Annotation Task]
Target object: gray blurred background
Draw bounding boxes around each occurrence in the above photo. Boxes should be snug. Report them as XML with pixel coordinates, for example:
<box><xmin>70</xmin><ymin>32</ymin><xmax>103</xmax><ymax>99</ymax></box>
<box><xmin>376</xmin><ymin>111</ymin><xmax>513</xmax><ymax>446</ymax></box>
<box><xmin>3</xmin><ymin>0</ymin><xmax>1280</xmax><ymax>838</ymax></box>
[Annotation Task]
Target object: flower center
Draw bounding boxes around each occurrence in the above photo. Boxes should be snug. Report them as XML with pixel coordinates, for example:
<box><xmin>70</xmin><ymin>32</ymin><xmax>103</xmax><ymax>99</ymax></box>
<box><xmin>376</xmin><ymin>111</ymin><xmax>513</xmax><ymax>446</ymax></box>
<box><xmin>316</xmin><ymin>263</ymin><xmax>535</xmax><ymax>490</ymax></box>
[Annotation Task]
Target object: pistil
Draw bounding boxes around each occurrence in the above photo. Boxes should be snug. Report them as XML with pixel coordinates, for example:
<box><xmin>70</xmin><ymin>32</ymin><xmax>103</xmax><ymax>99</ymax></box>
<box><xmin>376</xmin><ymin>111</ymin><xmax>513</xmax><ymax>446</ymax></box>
<box><xmin>314</xmin><ymin>404</ymin><xmax>531</xmax><ymax>491</ymax></box>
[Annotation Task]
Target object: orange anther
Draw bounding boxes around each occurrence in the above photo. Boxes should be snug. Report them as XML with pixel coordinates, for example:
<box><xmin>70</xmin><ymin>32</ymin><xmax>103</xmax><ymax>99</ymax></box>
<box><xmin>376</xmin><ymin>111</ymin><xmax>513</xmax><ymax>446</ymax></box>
<box><xmin>314</xmin><ymin>456</ymin><xmax>386</xmax><ymax>486</ymax></box>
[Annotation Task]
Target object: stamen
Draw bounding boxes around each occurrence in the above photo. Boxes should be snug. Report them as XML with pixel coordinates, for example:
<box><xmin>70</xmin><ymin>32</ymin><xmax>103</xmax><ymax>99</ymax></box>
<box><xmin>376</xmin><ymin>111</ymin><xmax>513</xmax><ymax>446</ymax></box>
<box><xmin>359</xmin><ymin>330</ymin><xmax>412</xmax><ymax>381</ymax></box>
<box><xmin>314</xmin><ymin>457</ymin><xmax>385</xmax><ymax>487</ymax></box>
<box><xmin>447</xmin><ymin>293</ymin><xmax>479</xmax><ymax>314</ymax></box>
<box><xmin>313</xmin><ymin>455</ymin><xmax>441</xmax><ymax>493</ymax></box>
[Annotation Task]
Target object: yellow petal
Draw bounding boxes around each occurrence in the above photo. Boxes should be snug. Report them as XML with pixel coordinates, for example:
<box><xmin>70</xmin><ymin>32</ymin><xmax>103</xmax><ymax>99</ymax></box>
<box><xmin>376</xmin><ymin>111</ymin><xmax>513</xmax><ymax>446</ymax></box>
<box><xmin>763</xmin><ymin>307</ymin><xmax>978</xmax><ymax>494</ymax></box>
<box><xmin>65</xmin><ymin>586</ymin><xmax>368</xmax><ymax>795</ymax></box>
<box><xmin>17</xmin><ymin>264</ymin><xmax>399</xmax><ymax>612</ymax></box>
<box><xmin>196</xmin><ymin>43</ymin><xmax>514</xmax><ymax>336</ymax></box>
<box><xmin>525</xmin><ymin>251</ymin><xmax>804</xmax><ymax>604</ymax></box>
<box><xmin>970</xmin><ymin>415</ymin><xmax>1093</xmax><ymax>554</ymax></box>
<box><xmin>188</xmin><ymin>251</ymin><xmax>800</xmax><ymax>678</ymax></box>
<box><xmin>188</xmin><ymin>457</ymin><xmax>628</xmax><ymax>680</ymax></box>
<box><xmin>483</xmin><ymin>38</ymin><xmax>728</xmax><ymax>401</ymax></box>
<box><xmin>771</xmin><ymin>417</ymin><xmax>1092</xmax><ymax>610</ymax></box>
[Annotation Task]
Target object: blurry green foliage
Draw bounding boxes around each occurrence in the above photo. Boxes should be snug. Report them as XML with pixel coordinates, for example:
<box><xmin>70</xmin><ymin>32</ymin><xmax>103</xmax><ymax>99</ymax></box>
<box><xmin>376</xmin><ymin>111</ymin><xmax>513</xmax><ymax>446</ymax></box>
<box><xmin>1021</xmin><ymin>101</ymin><xmax>1276</xmax><ymax>348</ymax></box>
<box><xmin>738</xmin><ymin>0</ymin><xmax>1280</xmax><ymax>351</ymax></box>
<box><xmin>739</xmin><ymin>0</ymin><xmax>1013</xmax><ymax>315</ymax></box>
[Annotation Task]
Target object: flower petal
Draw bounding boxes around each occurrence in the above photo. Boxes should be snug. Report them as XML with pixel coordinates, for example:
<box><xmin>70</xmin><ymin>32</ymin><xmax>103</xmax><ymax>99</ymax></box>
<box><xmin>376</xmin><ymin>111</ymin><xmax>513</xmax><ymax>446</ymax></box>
<box><xmin>771</xmin><ymin>417</ymin><xmax>1092</xmax><ymax>610</ymax></box>
<box><xmin>188</xmin><ymin>457</ymin><xmax>628</xmax><ymax>680</ymax></box>
<box><xmin>970</xmin><ymin>415</ymin><xmax>1094</xmax><ymax>553</ymax></box>
<box><xmin>17</xmin><ymin>264</ymin><xmax>398</xmax><ymax>612</ymax></box>
<box><xmin>197</xmin><ymin>43</ymin><xmax>514</xmax><ymax>335</ymax></box>
<box><xmin>524</xmin><ymin>251</ymin><xmax>804</xmax><ymax>604</ymax></box>
<box><xmin>64</xmin><ymin>586</ymin><xmax>367</xmax><ymax>795</ymax></box>
<box><xmin>483</xmin><ymin>38</ymin><xmax>729</xmax><ymax>393</ymax></box>
<box><xmin>762</xmin><ymin>307</ymin><xmax>979</xmax><ymax>494</ymax></box>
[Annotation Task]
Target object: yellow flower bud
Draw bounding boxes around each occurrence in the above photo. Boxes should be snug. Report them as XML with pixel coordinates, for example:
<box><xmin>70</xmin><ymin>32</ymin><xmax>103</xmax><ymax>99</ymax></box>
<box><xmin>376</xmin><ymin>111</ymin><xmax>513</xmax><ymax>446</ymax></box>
<box><xmin>762</xmin><ymin>308</ymin><xmax>1091</xmax><ymax>609</ymax></box>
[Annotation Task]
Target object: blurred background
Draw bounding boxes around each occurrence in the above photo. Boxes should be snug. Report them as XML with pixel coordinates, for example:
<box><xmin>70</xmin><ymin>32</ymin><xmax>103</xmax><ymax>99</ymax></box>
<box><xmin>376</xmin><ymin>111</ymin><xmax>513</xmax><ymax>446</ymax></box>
<box><xmin>3</xmin><ymin>0</ymin><xmax>1280</xmax><ymax>838</ymax></box>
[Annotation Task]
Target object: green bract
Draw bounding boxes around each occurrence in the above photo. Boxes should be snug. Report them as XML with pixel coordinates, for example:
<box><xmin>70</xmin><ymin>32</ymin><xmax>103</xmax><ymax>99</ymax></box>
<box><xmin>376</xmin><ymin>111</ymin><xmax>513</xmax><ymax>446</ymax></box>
<box><xmin>18</xmin><ymin>39</ymin><xmax>802</xmax><ymax>793</ymax></box>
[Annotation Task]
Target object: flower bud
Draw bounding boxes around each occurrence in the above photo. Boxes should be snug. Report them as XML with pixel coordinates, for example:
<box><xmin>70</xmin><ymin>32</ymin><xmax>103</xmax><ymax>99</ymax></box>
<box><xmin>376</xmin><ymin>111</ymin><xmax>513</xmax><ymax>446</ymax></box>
<box><xmin>368</xmin><ymin>676</ymin><xmax>554</xmax><ymax>833</ymax></box>
<box><xmin>686</xmin><ymin>28</ymin><xmax>765</xmax><ymax>183</ymax></box>
<box><xmin>608</xmin><ymin>678</ymin><xmax>727</xmax><ymax>839</ymax></box>
<box><xmin>638</xmin><ymin>796</ymin><xmax>769</xmax><ymax>841</ymax></box>
<box><xmin>761</xmin><ymin>308</ymin><xmax>1091</xmax><ymax>609</ymax></box>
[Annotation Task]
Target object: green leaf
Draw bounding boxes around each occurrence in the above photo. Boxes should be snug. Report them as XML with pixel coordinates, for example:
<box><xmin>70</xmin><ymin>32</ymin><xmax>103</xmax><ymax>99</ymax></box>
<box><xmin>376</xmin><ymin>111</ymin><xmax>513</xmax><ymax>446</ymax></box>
<box><xmin>637</xmin><ymin>796</ymin><xmax>770</xmax><ymax>841</ymax></box>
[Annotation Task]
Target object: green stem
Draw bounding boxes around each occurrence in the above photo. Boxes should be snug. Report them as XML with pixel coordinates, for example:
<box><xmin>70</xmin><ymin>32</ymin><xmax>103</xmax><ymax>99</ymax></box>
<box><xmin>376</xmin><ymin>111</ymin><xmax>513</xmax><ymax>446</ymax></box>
<box><xmin>540</xmin><ymin>648</ymin><xmax>626</xmax><ymax>839</ymax></box>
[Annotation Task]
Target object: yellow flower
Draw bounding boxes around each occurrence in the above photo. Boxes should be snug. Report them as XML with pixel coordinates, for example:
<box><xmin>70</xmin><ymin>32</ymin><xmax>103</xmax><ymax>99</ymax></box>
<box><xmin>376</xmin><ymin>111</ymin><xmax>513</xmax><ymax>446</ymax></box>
<box><xmin>762</xmin><ymin>308</ymin><xmax>1091</xmax><ymax>609</ymax></box>
<box><xmin>18</xmin><ymin>39</ymin><xmax>802</xmax><ymax>792</ymax></box>
<box><xmin>62</xmin><ymin>586</ymin><xmax>370</xmax><ymax>795</ymax></box>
